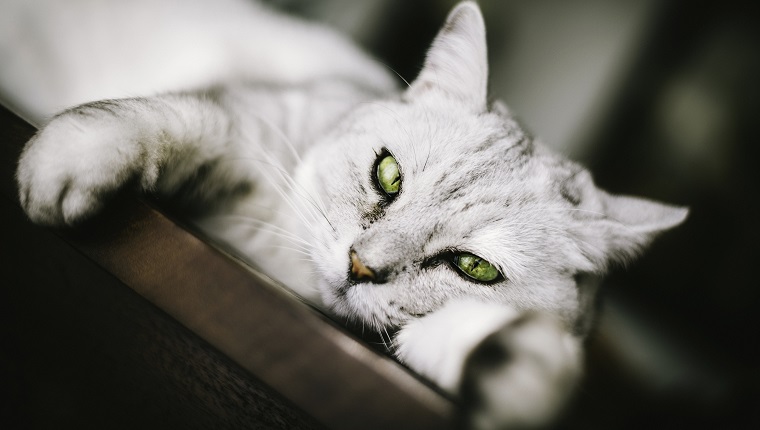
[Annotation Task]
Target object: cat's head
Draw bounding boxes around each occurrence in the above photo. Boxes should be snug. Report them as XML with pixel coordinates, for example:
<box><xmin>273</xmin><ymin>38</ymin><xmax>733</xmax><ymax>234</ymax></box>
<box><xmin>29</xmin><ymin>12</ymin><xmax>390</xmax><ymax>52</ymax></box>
<box><xmin>295</xmin><ymin>2</ymin><xmax>687</xmax><ymax>332</ymax></box>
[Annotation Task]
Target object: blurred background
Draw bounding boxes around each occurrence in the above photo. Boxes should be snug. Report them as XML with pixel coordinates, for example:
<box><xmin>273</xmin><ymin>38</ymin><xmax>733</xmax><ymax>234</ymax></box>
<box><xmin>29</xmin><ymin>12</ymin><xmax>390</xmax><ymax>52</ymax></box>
<box><xmin>268</xmin><ymin>0</ymin><xmax>760</xmax><ymax>427</ymax></box>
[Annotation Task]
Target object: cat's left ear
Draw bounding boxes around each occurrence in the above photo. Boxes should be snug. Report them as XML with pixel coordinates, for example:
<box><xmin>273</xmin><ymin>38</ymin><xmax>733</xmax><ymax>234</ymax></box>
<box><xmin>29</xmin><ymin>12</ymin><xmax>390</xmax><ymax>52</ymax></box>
<box><xmin>405</xmin><ymin>1</ymin><xmax>488</xmax><ymax>112</ymax></box>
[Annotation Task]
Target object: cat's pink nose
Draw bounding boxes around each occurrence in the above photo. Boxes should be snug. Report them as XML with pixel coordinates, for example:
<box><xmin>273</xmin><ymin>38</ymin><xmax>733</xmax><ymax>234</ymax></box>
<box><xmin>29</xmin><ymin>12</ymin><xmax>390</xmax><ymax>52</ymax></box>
<box><xmin>350</xmin><ymin>251</ymin><xmax>375</xmax><ymax>282</ymax></box>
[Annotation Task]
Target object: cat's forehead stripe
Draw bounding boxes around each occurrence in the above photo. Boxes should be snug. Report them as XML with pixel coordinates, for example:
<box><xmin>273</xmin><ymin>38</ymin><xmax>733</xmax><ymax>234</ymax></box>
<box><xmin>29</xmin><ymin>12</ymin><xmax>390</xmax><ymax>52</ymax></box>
<box><xmin>425</xmin><ymin>135</ymin><xmax>536</xmax><ymax>207</ymax></box>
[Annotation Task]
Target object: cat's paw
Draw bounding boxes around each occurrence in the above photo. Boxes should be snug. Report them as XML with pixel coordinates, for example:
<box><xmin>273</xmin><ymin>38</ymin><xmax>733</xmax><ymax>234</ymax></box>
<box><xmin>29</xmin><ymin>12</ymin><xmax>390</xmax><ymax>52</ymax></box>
<box><xmin>461</xmin><ymin>313</ymin><xmax>581</xmax><ymax>430</ymax></box>
<box><xmin>17</xmin><ymin>112</ymin><xmax>146</xmax><ymax>226</ymax></box>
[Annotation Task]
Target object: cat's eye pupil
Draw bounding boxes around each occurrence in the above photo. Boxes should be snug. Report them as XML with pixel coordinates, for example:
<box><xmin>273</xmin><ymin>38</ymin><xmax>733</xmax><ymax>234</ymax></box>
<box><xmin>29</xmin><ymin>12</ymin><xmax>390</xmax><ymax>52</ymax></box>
<box><xmin>455</xmin><ymin>253</ymin><xmax>500</xmax><ymax>282</ymax></box>
<box><xmin>377</xmin><ymin>154</ymin><xmax>400</xmax><ymax>195</ymax></box>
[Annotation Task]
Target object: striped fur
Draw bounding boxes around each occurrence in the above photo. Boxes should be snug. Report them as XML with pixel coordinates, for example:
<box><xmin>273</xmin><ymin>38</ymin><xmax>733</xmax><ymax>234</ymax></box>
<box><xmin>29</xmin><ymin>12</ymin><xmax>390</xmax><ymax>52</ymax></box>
<box><xmin>11</xmin><ymin>1</ymin><xmax>687</xmax><ymax>428</ymax></box>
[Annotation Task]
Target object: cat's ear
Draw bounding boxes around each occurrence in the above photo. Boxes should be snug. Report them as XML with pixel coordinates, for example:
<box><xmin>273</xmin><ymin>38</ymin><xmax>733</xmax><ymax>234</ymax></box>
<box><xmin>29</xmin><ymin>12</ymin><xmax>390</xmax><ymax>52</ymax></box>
<box><xmin>405</xmin><ymin>1</ymin><xmax>488</xmax><ymax>112</ymax></box>
<box><xmin>565</xmin><ymin>170</ymin><xmax>689</xmax><ymax>269</ymax></box>
<box><xmin>596</xmin><ymin>192</ymin><xmax>688</xmax><ymax>265</ymax></box>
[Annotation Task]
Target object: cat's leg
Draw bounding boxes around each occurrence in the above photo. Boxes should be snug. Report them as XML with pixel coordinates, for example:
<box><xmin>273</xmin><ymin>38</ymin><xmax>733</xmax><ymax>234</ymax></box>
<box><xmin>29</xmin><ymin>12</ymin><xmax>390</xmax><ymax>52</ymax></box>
<box><xmin>17</xmin><ymin>92</ymin><xmax>249</xmax><ymax>225</ymax></box>
<box><xmin>395</xmin><ymin>299</ymin><xmax>582</xmax><ymax>430</ymax></box>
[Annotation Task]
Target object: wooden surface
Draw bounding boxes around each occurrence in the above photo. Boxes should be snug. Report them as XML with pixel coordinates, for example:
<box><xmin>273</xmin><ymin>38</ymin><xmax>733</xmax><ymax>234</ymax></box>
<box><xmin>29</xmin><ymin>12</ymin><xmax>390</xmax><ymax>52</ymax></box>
<box><xmin>0</xmin><ymin>104</ymin><xmax>455</xmax><ymax>429</ymax></box>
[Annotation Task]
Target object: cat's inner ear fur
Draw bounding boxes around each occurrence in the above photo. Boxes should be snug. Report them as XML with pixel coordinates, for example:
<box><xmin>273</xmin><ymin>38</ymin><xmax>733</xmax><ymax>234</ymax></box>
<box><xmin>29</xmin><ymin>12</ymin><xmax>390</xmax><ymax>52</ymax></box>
<box><xmin>561</xmin><ymin>167</ymin><xmax>689</xmax><ymax>270</ymax></box>
<box><xmin>405</xmin><ymin>1</ymin><xmax>488</xmax><ymax>112</ymax></box>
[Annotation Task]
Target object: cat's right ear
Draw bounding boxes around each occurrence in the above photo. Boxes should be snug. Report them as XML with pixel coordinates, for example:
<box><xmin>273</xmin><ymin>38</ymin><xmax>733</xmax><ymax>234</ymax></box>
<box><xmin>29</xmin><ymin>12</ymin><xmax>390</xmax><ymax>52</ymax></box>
<box><xmin>564</xmin><ymin>169</ymin><xmax>689</xmax><ymax>270</ymax></box>
<box><xmin>404</xmin><ymin>1</ymin><xmax>488</xmax><ymax>112</ymax></box>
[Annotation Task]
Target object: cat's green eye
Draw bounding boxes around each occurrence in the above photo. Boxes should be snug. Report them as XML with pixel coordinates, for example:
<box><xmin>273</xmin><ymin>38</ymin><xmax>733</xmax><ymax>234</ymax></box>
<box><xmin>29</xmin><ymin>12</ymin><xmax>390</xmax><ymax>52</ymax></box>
<box><xmin>454</xmin><ymin>253</ymin><xmax>501</xmax><ymax>282</ymax></box>
<box><xmin>376</xmin><ymin>154</ymin><xmax>400</xmax><ymax>195</ymax></box>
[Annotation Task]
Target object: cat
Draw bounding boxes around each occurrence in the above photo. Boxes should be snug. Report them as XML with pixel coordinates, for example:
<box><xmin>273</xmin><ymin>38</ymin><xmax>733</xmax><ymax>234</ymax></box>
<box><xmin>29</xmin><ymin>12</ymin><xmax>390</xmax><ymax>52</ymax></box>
<box><xmin>9</xmin><ymin>1</ymin><xmax>688</xmax><ymax>428</ymax></box>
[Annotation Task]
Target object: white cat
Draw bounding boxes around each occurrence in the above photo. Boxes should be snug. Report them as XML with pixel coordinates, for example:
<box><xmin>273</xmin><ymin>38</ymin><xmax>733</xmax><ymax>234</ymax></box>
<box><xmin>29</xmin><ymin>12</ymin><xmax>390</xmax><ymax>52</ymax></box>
<box><xmin>7</xmin><ymin>1</ymin><xmax>687</xmax><ymax>428</ymax></box>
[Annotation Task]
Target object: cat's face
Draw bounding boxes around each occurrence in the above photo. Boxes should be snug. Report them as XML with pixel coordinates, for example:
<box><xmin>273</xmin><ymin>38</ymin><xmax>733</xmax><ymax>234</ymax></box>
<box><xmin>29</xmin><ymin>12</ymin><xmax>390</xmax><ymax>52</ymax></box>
<box><xmin>299</xmin><ymin>97</ymin><xmax>582</xmax><ymax>330</ymax></box>
<box><xmin>293</xmin><ymin>3</ymin><xmax>686</xmax><ymax>332</ymax></box>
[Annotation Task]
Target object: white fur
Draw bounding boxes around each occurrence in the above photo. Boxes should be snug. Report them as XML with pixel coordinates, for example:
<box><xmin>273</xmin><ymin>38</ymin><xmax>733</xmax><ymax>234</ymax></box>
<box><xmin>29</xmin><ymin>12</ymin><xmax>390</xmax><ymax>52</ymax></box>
<box><xmin>406</xmin><ymin>2</ymin><xmax>488</xmax><ymax>111</ymax></box>
<box><xmin>395</xmin><ymin>299</ymin><xmax>520</xmax><ymax>392</ymax></box>
<box><xmin>468</xmin><ymin>315</ymin><xmax>582</xmax><ymax>430</ymax></box>
<box><xmin>7</xmin><ymin>2</ymin><xmax>687</xmax><ymax>428</ymax></box>
<box><xmin>0</xmin><ymin>0</ymin><xmax>396</xmax><ymax>125</ymax></box>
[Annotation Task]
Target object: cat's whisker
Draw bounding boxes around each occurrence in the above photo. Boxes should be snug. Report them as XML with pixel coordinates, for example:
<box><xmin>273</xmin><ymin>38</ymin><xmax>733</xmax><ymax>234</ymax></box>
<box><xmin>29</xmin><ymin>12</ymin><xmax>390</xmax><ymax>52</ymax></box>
<box><xmin>275</xmin><ymin>168</ymin><xmax>337</xmax><ymax>236</ymax></box>
<box><xmin>258</xmin><ymin>166</ymin><xmax>321</xmax><ymax>235</ymax></box>
<box><xmin>209</xmin><ymin>212</ymin><xmax>304</xmax><ymax>236</ymax></box>
<box><xmin>234</xmin><ymin>126</ymin><xmax>323</xmax><ymax>234</ymax></box>
<box><xmin>258</xmin><ymin>243</ymin><xmax>312</xmax><ymax>257</ymax></box>
<box><xmin>251</xmin><ymin>112</ymin><xmax>303</xmax><ymax>164</ymax></box>
<box><xmin>238</xmin><ymin>217</ymin><xmax>314</xmax><ymax>250</ymax></box>
<box><xmin>218</xmin><ymin>147</ymin><xmax>317</xmax><ymax>228</ymax></box>
<box><xmin>268</xmin><ymin>245</ymin><xmax>313</xmax><ymax>258</ymax></box>
<box><xmin>371</xmin><ymin>315</ymin><xmax>386</xmax><ymax>349</ymax></box>
<box><xmin>212</xmin><ymin>156</ymin><xmax>329</xmax><ymax>245</ymax></box>
<box><xmin>209</xmin><ymin>213</ymin><xmax>316</xmax><ymax>254</ymax></box>
<box><xmin>382</xmin><ymin>326</ymin><xmax>394</xmax><ymax>352</ymax></box>
<box><xmin>293</xmin><ymin>257</ymin><xmax>319</xmax><ymax>266</ymax></box>
<box><xmin>241</xmin><ymin>120</ymin><xmax>334</xmax><ymax>232</ymax></box>
<box><xmin>252</xmin><ymin>231</ymin><xmax>314</xmax><ymax>255</ymax></box>
<box><xmin>220</xmin><ymin>200</ymin><xmax>307</xmax><ymax>224</ymax></box>
<box><xmin>421</xmin><ymin>106</ymin><xmax>433</xmax><ymax>172</ymax></box>
<box><xmin>244</xmin><ymin>148</ymin><xmax>336</xmax><ymax>237</ymax></box>
<box><xmin>379</xmin><ymin>62</ymin><xmax>412</xmax><ymax>88</ymax></box>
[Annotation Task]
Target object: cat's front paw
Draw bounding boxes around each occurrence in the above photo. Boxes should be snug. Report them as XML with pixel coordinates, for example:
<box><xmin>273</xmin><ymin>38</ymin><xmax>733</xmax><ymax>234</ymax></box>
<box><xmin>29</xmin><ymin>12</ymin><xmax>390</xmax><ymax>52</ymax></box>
<box><xmin>17</xmin><ymin>112</ymin><xmax>146</xmax><ymax>226</ymax></box>
<box><xmin>461</xmin><ymin>314</ymin><xmax>581</xmax><ymax>430</ymax></box>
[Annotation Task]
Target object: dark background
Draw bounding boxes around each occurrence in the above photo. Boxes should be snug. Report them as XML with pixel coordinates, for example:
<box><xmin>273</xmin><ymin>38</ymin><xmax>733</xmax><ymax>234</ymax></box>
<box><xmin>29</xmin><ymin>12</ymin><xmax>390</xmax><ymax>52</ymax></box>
<box><xmin>273</xmin><ymin>0</ymin><xmax>760</xmax><ymax>427</ymax></box>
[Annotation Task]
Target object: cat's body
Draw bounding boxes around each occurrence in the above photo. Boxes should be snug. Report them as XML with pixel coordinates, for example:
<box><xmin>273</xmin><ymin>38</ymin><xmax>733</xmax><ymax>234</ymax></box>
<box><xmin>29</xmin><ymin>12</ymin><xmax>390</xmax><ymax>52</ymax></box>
<box><xmin>6</xmin><ymin>1</ymin><xmax>687</xmax><ymax>428</ymax></box>
<box><xmin>0</xmin><ymin>0</ymin><xmax>396</xmax><ymax>124</ymax></box>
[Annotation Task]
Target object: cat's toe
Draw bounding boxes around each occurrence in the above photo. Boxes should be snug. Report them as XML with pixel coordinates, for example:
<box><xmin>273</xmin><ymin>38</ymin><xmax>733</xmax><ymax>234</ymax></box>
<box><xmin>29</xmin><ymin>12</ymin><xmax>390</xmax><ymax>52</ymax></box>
<box><xmin>17</xmin><ymin>115</ymin><xmax>140</xmax><ymax>226</ymax></box>
<box><xmin>17</xmin><ymin>161</ymin><xmax>69</xmax><ymax>225</ymax></box>
<box><xmin>20</xmin><ymin>166</ymin><xmax>114</xmax><ymax>226</ymax></box>
<box><xmin>19</xmin><ymin>187</ymin><xmax>63</xmax><ymax>226</ymax></box>
<box><xmin>60</xmin><ymin>186</ymin><xmax>107</xmax><ymax>225</ymax></box>
<box><xmin>19</xmin><ymin>173</ymin><xmax>82</xmax><ymax>226</ymax></box>
<box><xmin>460</xmin><ymin>314</ymin><xmax>581</xmax><ymax>430</ymax></box>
